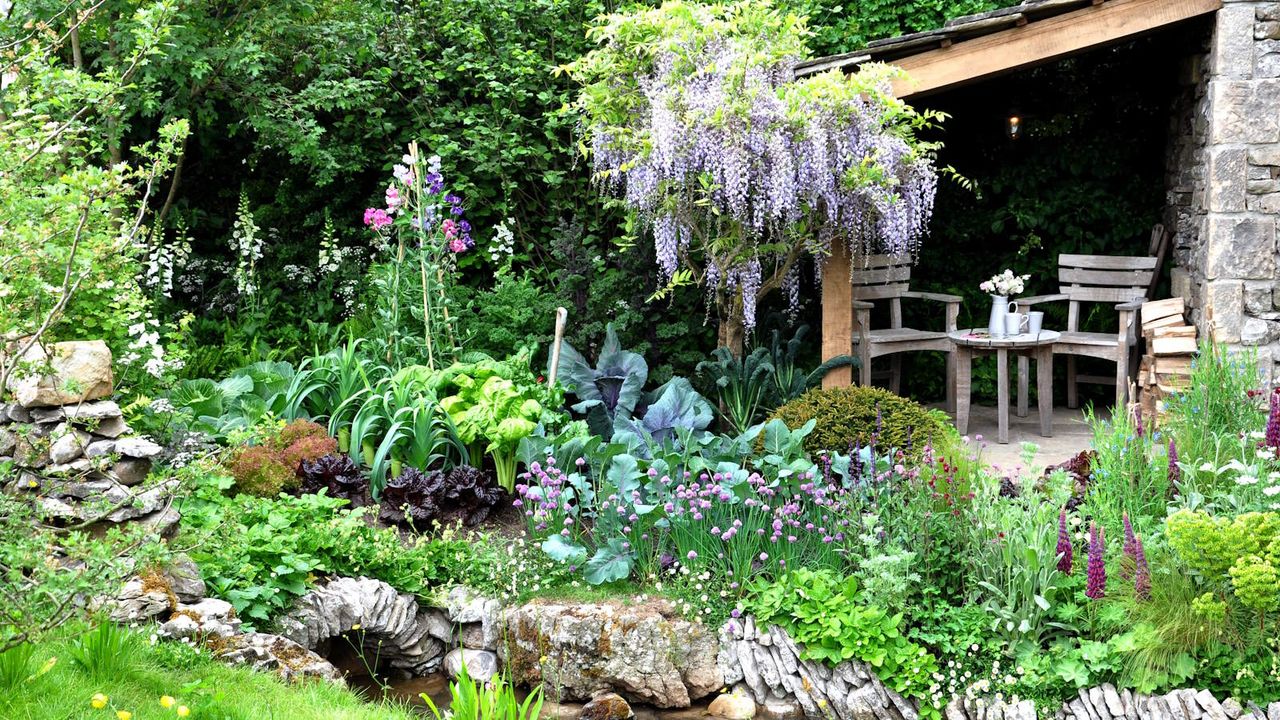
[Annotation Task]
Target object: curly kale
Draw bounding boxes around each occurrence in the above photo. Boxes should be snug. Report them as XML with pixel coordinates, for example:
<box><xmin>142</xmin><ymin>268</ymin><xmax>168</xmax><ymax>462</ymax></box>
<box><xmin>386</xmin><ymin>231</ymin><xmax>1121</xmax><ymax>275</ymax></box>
<box><xmin>378</xmin><ymin>465</ymin><xmax>500</xmax><ymax>528</ymax></box>
<box><xmin>298</xmin><ymin>453</ymin><xmax>367</xmax><ymax>504</ymax></box>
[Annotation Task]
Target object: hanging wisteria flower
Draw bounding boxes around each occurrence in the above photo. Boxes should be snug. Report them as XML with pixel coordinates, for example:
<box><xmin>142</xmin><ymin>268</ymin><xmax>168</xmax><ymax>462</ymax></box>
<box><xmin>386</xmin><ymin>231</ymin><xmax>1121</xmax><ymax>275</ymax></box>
<box><xmin>564</xmin><ymin>0</ymin><xmax>940</xmax><ymax>335</ymax></box>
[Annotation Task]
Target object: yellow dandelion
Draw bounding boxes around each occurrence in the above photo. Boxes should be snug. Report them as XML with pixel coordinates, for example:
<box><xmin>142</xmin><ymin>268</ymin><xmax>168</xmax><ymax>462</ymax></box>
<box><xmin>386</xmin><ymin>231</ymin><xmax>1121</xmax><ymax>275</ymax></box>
<box><xmin>160</xmin><ymin>695</ymin><xmax>176</xmax><ymax>709</ymax></box>
<box><xmin>91</xmin><ymin>694</ymin><xmax>109</xmax><ymax>709</ymax></box>
<box><xmin>177</xmin><ymin>705</ymin><xmax>191</xmax><ymax>717</ymax></box>
<box><xmin>116</xmin><ymin>712</ymin><xmax>133</xmax><ymax>720</ymax></box>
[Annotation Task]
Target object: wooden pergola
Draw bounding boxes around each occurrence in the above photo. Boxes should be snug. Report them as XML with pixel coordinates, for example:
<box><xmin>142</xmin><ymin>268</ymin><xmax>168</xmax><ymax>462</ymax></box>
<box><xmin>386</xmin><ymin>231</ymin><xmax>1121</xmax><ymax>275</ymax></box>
<box><xmin>813</xmin><ymin>0</ymin><xmax>1221</xmax><ymax>387</ymax></box>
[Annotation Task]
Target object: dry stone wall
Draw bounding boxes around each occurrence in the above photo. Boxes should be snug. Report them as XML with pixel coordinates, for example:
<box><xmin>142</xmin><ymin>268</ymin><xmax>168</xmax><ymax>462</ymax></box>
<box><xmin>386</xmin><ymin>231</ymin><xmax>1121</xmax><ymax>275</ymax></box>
<box><xmin>1171</xmin><ymin>0</ymin><xmax>1280</xmax><ymax>380</ymax></box>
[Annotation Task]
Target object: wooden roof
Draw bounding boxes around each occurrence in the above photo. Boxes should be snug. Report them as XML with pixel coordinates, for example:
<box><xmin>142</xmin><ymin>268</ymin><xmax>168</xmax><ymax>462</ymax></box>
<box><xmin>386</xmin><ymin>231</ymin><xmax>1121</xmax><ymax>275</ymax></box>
<box><xmin>795</xmin><ymin>0</ymin><xmax>1222</xmax><ymax>97</ymax></box>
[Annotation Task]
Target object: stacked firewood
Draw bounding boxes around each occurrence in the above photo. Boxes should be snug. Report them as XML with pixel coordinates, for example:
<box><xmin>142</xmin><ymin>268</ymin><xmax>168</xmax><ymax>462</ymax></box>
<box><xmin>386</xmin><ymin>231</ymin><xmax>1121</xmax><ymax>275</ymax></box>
<box><xmin>1135</xmin><ymin>297</ymin><xmax>1196</xmax><ymax>424</ymax></box>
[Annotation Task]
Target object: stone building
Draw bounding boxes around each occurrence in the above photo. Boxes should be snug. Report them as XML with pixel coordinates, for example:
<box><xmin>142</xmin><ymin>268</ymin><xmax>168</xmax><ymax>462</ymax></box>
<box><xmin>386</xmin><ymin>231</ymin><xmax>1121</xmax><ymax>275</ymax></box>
<box><xmin>814</xmin><ymin>0</ymin><xmax>1280</xmax><ymax>386</ymax></box>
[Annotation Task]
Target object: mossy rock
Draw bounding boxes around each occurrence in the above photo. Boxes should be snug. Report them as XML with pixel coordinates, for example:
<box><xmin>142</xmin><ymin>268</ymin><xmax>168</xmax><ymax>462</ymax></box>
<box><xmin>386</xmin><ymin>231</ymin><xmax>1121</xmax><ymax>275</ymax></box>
<box><xmin>769</xmin><ymin>385</ymin><xmax>955</xmax><ymax>459</ymax></box>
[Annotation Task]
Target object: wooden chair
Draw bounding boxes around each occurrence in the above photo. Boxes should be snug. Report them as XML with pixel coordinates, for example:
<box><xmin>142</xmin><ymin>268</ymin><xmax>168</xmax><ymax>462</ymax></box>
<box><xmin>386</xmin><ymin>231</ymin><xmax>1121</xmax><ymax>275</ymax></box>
<box><xmin>850</xmin><ymin>254</ymin><xmax>961</xmax><ymax>411</ymax></box>
<box><xmin>1019</xmin><ymin>251</ymin><xmax>1159</xmax><ymax>409</ymax></box>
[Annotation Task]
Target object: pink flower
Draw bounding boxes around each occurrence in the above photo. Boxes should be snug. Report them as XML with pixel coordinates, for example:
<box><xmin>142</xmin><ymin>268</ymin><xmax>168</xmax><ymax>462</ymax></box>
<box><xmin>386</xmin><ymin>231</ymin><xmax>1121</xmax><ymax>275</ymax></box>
<box><xmin>385</xmin><ymin>186</ymin><xmax>403</xmax><ymax>211</ymax></box>
<box><xmin>449</xmin><ymin>238</ymin><xmax>467</xmax><ymax>253</ymax></box>
<box><xmin>363</xmin><ymin>208</ymin><xmax>392</xmax><ymax>229</ymax></box>
<box><xmin>442</xmin><ymin>218</ymin><xmax>458</xmax><ymax>238</ymax></box>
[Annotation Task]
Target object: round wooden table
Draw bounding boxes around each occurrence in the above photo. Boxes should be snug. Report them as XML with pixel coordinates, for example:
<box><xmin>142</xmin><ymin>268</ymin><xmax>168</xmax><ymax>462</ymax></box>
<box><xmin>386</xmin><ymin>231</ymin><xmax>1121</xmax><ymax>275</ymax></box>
<box><xmin>947</xmin><ymin>329</ymin><xmax>1060</xmax><ymax>444</ymax></box>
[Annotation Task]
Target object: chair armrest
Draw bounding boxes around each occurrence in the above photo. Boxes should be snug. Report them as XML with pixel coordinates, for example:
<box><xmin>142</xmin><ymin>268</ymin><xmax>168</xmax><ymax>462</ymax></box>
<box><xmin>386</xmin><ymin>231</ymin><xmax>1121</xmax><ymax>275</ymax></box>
<box><xmin>1115</xmin><ymin>299</ymin><xmax>1144</xmax><ymax>311</ymax></box>
<box><xmin>1018</xmin><ymin>294</ymin><xmax>1068</xmax><ymax>306</ymax></box>
<box><xmin>901</xmin><ymin>291</ymin><xmax>963</xmax><ymax>304</ymax></box>
<box><xmin>852</xmin><ymin>300</ymin><xmax>874</xmax><ymax>310</ymax></box>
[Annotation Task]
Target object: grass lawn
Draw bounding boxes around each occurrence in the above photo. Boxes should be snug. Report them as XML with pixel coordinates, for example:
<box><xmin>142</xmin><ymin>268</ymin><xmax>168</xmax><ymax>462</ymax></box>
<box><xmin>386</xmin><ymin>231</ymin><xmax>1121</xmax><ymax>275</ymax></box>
<box><xmin>1</xmin><ymin>624</ymin><xmax>418</xmax><ymax>720</ymax></box>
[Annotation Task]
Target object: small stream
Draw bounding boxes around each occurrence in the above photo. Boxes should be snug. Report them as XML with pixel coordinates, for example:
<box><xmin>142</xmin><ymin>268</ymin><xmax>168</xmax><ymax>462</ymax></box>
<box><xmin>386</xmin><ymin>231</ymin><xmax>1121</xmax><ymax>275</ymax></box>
<box><xmin>349</xmin><ymin>670</ymin><xmax>717</xmax><ymax>720</ymax></box>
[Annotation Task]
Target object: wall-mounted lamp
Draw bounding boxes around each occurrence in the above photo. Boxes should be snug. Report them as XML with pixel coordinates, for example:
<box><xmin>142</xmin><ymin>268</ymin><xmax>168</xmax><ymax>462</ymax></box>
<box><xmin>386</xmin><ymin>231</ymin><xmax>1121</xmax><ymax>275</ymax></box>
<box><xmin>1007</xmin><ymin>115</ymin><xmax>1022</xmax><ymax>140</ymax></box>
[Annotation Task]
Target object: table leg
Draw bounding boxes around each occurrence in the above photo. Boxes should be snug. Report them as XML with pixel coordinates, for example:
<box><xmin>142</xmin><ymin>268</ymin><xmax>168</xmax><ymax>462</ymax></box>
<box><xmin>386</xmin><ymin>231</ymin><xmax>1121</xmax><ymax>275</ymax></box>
<box><xmin>1038</xmin><ymin>346</ymin><xmax>1054</xmax><ymax>437</ymax></box>
<box><xmin>997</xmin><ymin>348</ymin><xmax>1009</xmax><ymax>444</ymax></box>
<box><xmin>1017</xmin><ymin>355</ymin><xmax>1029</xmax><ymax>418</ymax></box>
<box><xmin>955</xmin><ymin>346</ymin><xmax>972</xmax><ymax>435</ymax></box>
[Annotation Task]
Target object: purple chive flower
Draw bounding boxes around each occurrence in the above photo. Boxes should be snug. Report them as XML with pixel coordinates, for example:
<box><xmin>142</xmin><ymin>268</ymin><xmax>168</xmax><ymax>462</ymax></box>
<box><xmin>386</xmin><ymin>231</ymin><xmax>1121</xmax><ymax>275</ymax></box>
<box><xmin>1167</xmin><ymin>439</ymin><xmax>1181</xmax><ymax>497</ymax></box>
<box><xmin>687</xmin><ymin>550</ymin><xmax>698</xmax><ymax>560</ymax></box>
<box><xmin>1134</xmin><ymin>535</ymin><xmax>1151</xmax><ymax>600</ymax></box>
<box><xmin>1086</xmin><ymin>523</ymin><xmax>1106</xmax><ymax>600</ymax></box>
<box><xmin>1056</xmin><ymin>510</ymin><xmax>1073</xmax><ymax>574</ymax></box>
<box><xmin>1121</xmin><ymin>513</ymin><xmax>1138</xmax><ymax>580</ymax></box>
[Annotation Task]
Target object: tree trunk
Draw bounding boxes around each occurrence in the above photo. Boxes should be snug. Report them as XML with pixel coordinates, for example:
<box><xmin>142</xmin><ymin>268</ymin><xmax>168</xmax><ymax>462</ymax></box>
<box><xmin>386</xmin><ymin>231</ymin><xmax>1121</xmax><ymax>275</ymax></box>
<box><xmin>717</xmin><ymin>314</ymin><xmax>745</xmax><ymax>358</ymax></box>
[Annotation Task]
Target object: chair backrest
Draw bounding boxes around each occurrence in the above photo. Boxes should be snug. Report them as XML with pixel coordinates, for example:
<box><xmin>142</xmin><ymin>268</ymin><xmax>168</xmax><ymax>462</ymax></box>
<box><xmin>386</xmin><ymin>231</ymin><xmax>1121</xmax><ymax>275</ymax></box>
<box><xmin>849</xmin><ymin>254</ymin><xmax>912</xmax><ymax>301</ymax></box>
<box><xmin>1058</xmin><ymin>253</ymin><xmax>1157</xmax><ymax>331</ymax></box>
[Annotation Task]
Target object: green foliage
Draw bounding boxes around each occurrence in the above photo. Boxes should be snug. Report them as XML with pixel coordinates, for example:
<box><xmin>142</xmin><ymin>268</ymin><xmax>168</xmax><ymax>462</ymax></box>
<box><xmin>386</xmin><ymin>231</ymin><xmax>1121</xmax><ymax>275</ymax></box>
<box><xmin>0</xmin><ymin>644</ymin><xmax>36</xmax><ymax>691</ymax></box>
<box><xmin>1082</xmin><ymin>408</ymin><xmax>1170</xmax><ymax>532</ymax></box>
<box><xmin>68</xmin><ymin>623</ymin><xmax>135</xmax><ymax>679</ymax></box>
<box><xmin>422</xmin><ymin>655</ymin><xmax>544</xmax><ymax>720</ymax></box>
<box><xmin>1165</xmin><ymin>342</ymin><xmax>1265</xmax><ymax>467</ymax></box>
<box><xmin>0</xmin><ymin>487</ymin><xmax>169</xmax><ymax>654</ymax></box>
<box><xmin>178</xmin><ymin>462</ymin><xmax>484</xmax><ymax>626</ymax></box>
<box><xmin>747</xmin><ymin>568</ymin><xmax>938</xmax><ymax>701</ymax></box>
<box><xmin>456</xmin><ymin>271</ymin><xmax>563</xmax><ymax>359</ymax></box>
<box><xmin>431</xmin><ymin>349</ymin><xmax>566</xmax><ymax>492</ymax></box>
<box><xmin>697</xmin><ymin>346</ymin><xmax>776</xmax><ymax>435</ymax></box>
<box><xmin>0</xmin><ymin>624</ymin><xmax>420</xmax><ymax>720</ymax></box>
<box><xmin>770</xmin><ymin>385</ymin><xmax>954</xmax><ymax>458</ymax></box>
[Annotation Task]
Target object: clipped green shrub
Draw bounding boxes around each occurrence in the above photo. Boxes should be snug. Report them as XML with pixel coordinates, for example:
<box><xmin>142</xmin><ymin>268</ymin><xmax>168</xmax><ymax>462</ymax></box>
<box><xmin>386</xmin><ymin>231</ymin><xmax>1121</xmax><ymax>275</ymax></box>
<box><xmin>769</xmin><ymin>386</ymin><xmax>953</xmax><ymax>458</ymax></box>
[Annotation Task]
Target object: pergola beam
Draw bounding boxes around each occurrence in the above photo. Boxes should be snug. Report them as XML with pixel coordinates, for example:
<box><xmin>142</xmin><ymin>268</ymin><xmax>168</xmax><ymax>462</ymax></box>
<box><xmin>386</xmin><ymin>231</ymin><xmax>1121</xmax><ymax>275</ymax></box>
<box><xmin>889</xmin><ymin>0</ymin><xmax>1221</xmax><ymax>98</ymax></box>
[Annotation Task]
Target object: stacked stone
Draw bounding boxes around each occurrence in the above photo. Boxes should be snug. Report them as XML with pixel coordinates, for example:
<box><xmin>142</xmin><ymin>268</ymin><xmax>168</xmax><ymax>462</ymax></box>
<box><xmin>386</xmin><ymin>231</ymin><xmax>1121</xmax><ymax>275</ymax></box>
<box><xmin>1</xmin><ymin>340</ymin><xmax>171</xmax><ymax>532</ymax></box>
<box><xmin>944</xmin><ymin>684</ymin><xmax>1278</xmax><ymax>720</ymax></box>
<box><xmin>720</xmin><ymin>616</ymin><xmax>919</xmax><ymax>720</ymax></box>
<box><xmin>1168</xmin><ymin>0</ymin><xmax>1280</xmax><ymax>384</ymax></box>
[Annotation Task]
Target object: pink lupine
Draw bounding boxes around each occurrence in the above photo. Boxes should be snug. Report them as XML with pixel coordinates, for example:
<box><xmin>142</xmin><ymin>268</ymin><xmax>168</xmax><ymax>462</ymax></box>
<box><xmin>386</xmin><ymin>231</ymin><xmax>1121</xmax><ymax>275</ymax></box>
<box><xmin>1086</xmin><ymin>523</ymin><xmax>1106</xmax><ymax>600</ymax></box>
<box><xmin>1134</xmin><ymin>535</ymin><xmax>1151</xmax><ymax>601</ymax></box>
<box><xmin>1056</xmin><ymin>509</ymin><xmax>1073</xmax><ymax>574</ymax></box>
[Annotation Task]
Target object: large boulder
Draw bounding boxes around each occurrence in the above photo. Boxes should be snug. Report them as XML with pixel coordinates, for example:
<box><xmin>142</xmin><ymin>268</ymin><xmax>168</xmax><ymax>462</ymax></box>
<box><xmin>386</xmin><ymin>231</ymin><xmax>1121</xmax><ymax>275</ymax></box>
<box><xmin>216</xmin><ymin>632</ymin><xmax>344</xmax><ymax>683</ymax></box>
<box><xmin>6</xmin><ymin>340</ymin><xmax>114</xmax><ymax>408</ymax></box>
<box><xmin>444</xmin><ymin>648</ymin><xmax>500</xmax><ymax>683</ymax></box>
<box><xmin>501</xmin><ymin>599</ymin><xmax>723</xmax><ymax>708</ymax></box>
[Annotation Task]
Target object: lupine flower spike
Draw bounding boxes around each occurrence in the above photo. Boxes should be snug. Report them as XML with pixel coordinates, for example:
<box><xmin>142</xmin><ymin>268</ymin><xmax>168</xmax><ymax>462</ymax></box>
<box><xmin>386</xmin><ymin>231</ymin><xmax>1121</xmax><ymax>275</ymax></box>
<box><xmin>1267</xmin><ymin>392</ymin><xmax>1280</xmax><ymax>451</ymax></box>
<box><xmin>1056</xmin><ymin>509</ymin><xmax>1073</xmax><ymax>573</ymax></box>
<box><xmin>1134</xmin><ymin>535</ymin><xmax>1151</xmax><ymax>601</ymax></box>
<box><xmin>1121</xmin><ymin>513</ymin><xmax>1138</xmax><ymax>580</ymax></box>
<box><xmin>1167</xmin><ymin>438</ymin><xmax>1181</xmax><ymax>499</ymax></box>
<box><xmin>1086</xmin><ymin>523</ymin><xmax>1107</xmax><ymax>599</ymax></box>
<box><xmin>1133</xmin><ymin>407</ymin><xmax>1144</xmax><ymax>439</ymax></box>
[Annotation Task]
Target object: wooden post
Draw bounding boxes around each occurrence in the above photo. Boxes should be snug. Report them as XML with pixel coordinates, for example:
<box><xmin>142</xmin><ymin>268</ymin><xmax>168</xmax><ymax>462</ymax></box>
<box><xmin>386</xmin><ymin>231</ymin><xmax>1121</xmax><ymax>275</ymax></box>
<box><xmin>821</xmin><ymin>243</ymin><xmax>854</xmax><ymax>388</ymax></box>
<box><xmin>548</xmin><ymin>307</ymin><xmax>568</xmax><ymax>386</ymax></box>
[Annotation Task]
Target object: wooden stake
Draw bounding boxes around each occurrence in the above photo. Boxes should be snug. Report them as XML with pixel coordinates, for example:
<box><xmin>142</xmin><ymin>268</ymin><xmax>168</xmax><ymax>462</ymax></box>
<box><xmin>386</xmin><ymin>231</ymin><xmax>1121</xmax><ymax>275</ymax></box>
<box><xmin>548</xmin><ymin>307</ymin><xmax>568</xmax><ymax>387</ymax></box>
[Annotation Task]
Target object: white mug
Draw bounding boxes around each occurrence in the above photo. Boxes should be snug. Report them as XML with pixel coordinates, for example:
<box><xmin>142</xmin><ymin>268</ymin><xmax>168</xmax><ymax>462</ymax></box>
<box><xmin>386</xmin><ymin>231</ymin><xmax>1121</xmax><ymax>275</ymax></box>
<box><xmin>1028</xmin><ymin>311</ymin><xmax>1044</xmax><ymax>334</ymax></box>
<box><xmin>1007</xmin><ymin>300</ymin><xmax>1019</xmax><ymax>315</ymax></box>
<box><xmin>1005</xmin><ymin>312</ymin><xmax>1028</xmax><ymax>336</ymax></box>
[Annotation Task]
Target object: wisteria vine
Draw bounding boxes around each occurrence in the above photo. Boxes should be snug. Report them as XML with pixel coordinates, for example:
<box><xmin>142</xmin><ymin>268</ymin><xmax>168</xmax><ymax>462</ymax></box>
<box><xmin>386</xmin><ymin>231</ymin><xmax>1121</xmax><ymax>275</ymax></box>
<box><xmin>565</xmin><ymin>0</ymin><xmax>941</xmax><ymax>335</ymax></box>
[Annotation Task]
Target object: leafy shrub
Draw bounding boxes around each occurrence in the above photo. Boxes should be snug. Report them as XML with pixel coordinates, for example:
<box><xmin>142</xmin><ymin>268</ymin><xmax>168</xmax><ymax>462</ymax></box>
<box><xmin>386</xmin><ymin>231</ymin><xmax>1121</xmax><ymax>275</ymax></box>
<box><xmin>180</xmin><ymin>464</ymin><xmax>486</xmax><ymax>625</ymax></box>
<box><xmin>225</xmin><ymin>445</ymin><xmax>294</xmax><ymax>497</ymax></box>
<box><xmin>379</xmin><ymin>466</ymin><xmax>501</xmax><ymax>528</ymax></box>
<box><xmin>747</xmin><ymin>568</ymin><xmax>938</xmax><ymax>701</ymax></box>
<box><xmin>225</xmin><ymin>419</ymin><xmax>340</xmax><ymax>496</ymax></box>
<box><xmin>456</xmin><ymin>272</ymin><xmax>563</xmax><ymax>358</ymax></box>
<box><xmin>299</xmin><ymin>454</ymin><xmax>367</xmax><ymax>504</ymax></box>
<box><xmin>276</xmin><ymin>421</ymin><xmax>339</xmax><ymax>473</ymax></box>
<box><xmin>770</xmin><ymin>386</ymin><xmax>953</xmax><ymax>458</ymax></box>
